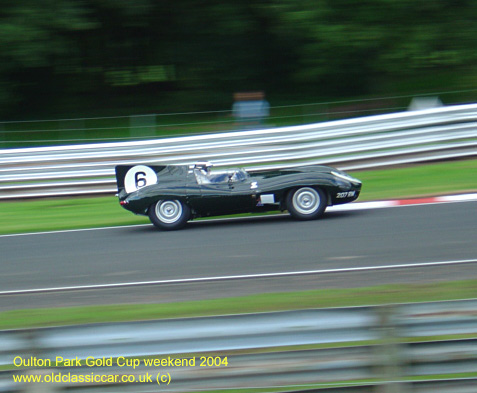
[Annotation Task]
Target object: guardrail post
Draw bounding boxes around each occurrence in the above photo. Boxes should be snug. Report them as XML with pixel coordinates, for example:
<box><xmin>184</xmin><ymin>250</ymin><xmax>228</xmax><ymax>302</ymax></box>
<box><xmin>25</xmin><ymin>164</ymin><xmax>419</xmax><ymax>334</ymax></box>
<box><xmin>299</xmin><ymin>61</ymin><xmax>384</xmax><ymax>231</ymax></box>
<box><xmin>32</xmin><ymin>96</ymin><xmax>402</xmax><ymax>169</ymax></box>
<box><xmin>0</xmin><ymin>123</ymin><xmax>4</xmax><ymax>147</ymax></box>
<box><xmin>376</xmin><ymin>305</ymin><xmax>408</xmax><ymax>393</ymax></box>
<box><xmin>17</xmin><ymin>330</ymin><xmax>60</xmax><ymax>392</ymax></box>
<box><xmin>130</xmin><ymin>114</ymin><xmax>156</xmax><ymax>138</ymax></box>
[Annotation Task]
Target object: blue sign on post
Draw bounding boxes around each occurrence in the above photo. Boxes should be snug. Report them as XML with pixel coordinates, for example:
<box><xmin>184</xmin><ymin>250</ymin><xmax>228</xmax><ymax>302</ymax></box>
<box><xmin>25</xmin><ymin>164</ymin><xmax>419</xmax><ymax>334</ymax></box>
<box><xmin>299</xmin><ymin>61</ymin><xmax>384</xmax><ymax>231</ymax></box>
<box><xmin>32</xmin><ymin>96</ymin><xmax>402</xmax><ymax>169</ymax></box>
<box><xmin>232</xmin><ymin>92</ymin><xmax>269</xmax><ymax>128</ymax></box>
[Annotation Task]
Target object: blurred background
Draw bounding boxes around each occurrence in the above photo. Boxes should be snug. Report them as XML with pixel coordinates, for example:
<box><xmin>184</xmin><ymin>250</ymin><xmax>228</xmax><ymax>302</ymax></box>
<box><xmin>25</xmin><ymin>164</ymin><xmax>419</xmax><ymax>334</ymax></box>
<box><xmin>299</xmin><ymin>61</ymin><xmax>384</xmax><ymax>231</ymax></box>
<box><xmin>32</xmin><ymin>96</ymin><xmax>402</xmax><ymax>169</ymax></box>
<box><xmin>1</xmin><ymin>0</ymin><xmax>477</xmax><ymax>121</ymax></box>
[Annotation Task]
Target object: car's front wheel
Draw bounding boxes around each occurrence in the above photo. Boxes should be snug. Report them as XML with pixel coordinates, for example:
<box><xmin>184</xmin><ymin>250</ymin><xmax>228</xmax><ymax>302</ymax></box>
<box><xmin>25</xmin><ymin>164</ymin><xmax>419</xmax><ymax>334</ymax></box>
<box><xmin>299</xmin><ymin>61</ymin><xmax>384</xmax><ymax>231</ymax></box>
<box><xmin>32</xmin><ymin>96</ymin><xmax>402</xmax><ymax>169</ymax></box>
<box><xmin>148</xmin><ymin>199</ymin><xmax>191</xmax><ymax>230</ymax></box>
<box><xmin>286</xmin><ymin>187</ymin><xmax>327</xmax><ymax>220</ymax></box>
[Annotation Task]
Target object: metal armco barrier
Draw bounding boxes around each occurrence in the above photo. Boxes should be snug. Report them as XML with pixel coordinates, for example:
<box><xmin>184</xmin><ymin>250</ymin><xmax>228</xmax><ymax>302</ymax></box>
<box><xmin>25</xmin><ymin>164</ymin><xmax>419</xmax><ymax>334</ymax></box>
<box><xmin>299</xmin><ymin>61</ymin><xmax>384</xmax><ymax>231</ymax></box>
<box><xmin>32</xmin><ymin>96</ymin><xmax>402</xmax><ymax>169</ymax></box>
<box><xmin>0</xmin><ymin>104</ymin><xmax>476</xmax><ymax>199</ymax></box>
<box><xmin>1</xmin><ymin>299</ymin><xmax>476</xmax><ymax>392</ymax></box>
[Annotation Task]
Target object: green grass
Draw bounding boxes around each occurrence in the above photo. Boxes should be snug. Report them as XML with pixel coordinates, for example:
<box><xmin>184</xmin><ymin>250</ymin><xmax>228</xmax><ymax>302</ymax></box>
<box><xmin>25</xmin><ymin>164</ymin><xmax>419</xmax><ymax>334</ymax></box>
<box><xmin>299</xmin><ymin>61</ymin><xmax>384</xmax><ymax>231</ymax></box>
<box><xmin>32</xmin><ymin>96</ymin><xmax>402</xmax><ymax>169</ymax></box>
<box><xmin>0</xmin><ymin>196</ymin><xmax>149</xmax><ymax>235</ymax></box>
<box><xmin>1</xmin><ymin>279</ymin><xmax>477</xmax><ymax>330</ymax></box>
<box><xmin>354</xmin><ymin>159</ymin><xmax>477</xmax><ymax>200</ymax></box>
<box><xmin>1</xmin><ymin>159</ymin><xmax>475</xmax><ymax>235</ymax></box>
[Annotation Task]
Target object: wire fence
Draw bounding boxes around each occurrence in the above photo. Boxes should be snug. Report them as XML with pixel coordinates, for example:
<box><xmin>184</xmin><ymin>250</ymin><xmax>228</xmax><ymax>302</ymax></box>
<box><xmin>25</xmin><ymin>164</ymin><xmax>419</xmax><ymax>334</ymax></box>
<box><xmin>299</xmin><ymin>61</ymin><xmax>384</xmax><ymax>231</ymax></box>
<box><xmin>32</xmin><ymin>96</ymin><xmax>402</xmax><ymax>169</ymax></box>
<box><xmin>2</xmin><ymin>90</ymin><xmax>477</xmax><ymax>147</ymax></box>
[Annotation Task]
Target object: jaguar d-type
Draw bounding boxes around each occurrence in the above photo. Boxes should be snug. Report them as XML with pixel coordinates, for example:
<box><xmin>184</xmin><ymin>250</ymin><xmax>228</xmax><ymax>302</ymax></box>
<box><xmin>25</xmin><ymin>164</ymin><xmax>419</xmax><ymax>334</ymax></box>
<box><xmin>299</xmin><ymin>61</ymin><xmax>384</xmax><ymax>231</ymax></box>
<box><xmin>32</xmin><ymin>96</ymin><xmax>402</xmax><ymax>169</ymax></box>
<box><xmin>115</xmin><ymin>162</ymin><xmax>361</xmax><ymax>230</ymax></box>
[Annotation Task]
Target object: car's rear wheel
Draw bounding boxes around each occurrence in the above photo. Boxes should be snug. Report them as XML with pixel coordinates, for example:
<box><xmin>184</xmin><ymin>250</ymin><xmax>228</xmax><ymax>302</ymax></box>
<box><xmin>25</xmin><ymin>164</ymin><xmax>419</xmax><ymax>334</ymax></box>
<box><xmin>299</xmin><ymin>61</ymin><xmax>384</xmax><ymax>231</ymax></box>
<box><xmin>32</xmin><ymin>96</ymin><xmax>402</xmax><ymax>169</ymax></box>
<box><xmin>287</xmin><ymin>187</ymin><xmax>326</xmax><ymax>220</ymax></box>
<box><xmin>148</xmin><ymin>199</ymin><xmax>190</xmax><ymax>230</ymax></box>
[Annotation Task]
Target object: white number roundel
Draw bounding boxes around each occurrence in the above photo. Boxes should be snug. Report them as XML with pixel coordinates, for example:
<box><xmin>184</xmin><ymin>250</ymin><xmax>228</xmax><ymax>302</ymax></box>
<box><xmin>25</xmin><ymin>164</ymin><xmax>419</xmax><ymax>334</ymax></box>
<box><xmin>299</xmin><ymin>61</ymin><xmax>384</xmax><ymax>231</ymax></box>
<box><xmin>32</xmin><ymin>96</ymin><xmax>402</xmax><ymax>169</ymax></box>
<box><xmin>124</xmin><ymin>165</ymin><xmax>158</xmax><ymax>194</ymax></box>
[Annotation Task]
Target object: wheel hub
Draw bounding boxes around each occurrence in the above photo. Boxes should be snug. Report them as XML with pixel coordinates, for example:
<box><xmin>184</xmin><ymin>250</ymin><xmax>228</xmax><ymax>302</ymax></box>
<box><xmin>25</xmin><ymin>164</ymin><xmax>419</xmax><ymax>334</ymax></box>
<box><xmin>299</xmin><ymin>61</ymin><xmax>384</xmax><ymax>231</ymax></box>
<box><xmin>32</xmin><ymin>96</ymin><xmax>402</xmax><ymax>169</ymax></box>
<box><xmin>156</xmin><ymin>200</ymin><xmax>182</xmax><ymax>223</ymax></box>
<box><xmin>293</xmin><ymin>188</ymin><xmax>320</xmax><ymax>215</ymax></box>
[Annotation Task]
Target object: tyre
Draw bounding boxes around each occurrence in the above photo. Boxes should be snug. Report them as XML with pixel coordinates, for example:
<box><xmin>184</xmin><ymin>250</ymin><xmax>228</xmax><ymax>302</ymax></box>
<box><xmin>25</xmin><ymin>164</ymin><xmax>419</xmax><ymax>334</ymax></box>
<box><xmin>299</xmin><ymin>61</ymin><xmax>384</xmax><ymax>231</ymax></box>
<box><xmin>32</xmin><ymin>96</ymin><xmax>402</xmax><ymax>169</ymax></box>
<box><xmin>148</xmin><ymin>199</ymin><xmax>191</xmax><ymax>230</ymax></box>
<box><xmin>286</xmin><ymin>187</ymin><xmax>327</xmax><ymax>220</ymax></box>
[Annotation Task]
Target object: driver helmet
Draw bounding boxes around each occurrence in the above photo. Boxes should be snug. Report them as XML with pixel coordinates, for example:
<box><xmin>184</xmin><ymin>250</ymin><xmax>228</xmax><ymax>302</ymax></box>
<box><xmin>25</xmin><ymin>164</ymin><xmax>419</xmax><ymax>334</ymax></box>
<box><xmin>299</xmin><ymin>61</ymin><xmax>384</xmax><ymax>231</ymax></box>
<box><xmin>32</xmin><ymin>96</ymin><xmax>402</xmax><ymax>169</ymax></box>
<box><xmin>195</xmin><ymin>161</ymin><xmax>213</xmax><ymax>175</ymax></box>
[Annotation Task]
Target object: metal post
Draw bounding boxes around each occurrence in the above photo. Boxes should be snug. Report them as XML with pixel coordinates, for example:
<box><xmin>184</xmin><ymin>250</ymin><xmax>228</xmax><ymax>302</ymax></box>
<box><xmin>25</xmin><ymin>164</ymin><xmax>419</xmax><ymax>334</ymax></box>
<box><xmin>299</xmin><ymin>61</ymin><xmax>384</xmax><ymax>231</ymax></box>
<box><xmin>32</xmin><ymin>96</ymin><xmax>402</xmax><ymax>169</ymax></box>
<box><xmin>130</xmin><ymin>114</ymin><xmax>156</xmax><ymax>139</ymax></box>
<box><xmin>376</xmin><ymin>304</ymin><xmax>408</xmax><ymax>393</ymax></box>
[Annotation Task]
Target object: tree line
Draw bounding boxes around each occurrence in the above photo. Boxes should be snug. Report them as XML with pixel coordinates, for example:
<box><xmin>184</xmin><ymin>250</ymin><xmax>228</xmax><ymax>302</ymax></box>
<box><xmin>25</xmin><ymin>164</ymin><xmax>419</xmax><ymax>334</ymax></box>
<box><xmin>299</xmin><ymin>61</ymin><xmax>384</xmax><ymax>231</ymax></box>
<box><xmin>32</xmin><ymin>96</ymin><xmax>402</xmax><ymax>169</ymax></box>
<box><xmin>1</xmin><ymin>0</ymin><xmax>476</xmax><ymax>118</ymax></box>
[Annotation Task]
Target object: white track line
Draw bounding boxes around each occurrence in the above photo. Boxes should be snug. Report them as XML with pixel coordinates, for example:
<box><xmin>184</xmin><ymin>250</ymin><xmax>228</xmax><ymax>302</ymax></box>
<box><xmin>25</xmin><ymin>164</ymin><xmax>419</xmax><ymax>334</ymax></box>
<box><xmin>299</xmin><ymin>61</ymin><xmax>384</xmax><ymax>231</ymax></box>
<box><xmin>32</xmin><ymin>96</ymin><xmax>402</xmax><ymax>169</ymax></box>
<box><xmin>1</xmin><ymin>194</ymin><xmax>477</xmax><ymax>238</ymax></box>
<box><xmin>1</xmin><ymin>259</ymin><xmax>476</xmax><ymax>296</ymax></box>
<box><xmin>0</xmin><ymin>224</ymin><xmax>151</xmax><ymax>238</ymax></box>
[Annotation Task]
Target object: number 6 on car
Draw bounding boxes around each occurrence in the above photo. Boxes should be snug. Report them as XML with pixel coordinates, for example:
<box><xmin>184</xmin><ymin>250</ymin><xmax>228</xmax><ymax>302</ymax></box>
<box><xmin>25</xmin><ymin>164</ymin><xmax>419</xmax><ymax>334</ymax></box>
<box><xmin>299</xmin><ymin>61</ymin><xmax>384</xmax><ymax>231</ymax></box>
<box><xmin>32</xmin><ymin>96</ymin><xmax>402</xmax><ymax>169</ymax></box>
<box><xmin>123</xmin><ymin>165</ymin><xmax>158</xmax><ymax>194</ymax></box>
<box><xmin>115</xmin><ymin>162</ymin><xmax>362</xmax><ymax>230</ymax></box>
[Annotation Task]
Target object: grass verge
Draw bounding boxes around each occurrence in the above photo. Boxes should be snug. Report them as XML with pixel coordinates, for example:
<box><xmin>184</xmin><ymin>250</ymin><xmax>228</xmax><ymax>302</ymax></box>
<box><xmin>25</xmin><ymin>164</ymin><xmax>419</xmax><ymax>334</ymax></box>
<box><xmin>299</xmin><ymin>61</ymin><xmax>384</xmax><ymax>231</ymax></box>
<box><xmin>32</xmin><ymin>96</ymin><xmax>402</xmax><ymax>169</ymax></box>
<box><xmin>1</xmin><ymin>279</ymin><xmax>476</xmax><ymax>329</ymax></box>
<box><xmin>355</xmin><ymin>158</ymin><xmax>476</xmax><ymax>200</ymax></box>
<box><xmin>1</xmin><ymin>159</ymin><xmax>476</xmax><ymax>235</ymax></box>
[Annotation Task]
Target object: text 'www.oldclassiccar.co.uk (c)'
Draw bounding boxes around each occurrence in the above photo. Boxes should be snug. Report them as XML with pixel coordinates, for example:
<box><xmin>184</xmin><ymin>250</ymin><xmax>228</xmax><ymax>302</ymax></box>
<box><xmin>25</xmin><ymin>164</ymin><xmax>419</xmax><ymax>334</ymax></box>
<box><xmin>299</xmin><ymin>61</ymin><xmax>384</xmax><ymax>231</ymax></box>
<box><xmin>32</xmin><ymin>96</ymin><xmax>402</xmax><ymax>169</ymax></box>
<box><xmin>12</xmin><ymin>355</ymin><xmax>229</xmax><ymax>385</ymax></box>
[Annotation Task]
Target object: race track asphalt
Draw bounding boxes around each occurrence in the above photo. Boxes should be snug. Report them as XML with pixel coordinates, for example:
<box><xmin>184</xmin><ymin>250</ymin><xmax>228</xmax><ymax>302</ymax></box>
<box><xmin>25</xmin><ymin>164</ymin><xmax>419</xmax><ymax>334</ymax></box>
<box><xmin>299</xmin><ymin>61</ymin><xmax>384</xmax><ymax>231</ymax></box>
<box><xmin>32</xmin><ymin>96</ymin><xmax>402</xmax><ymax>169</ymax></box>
<box><xmin>1</xmin><ymin>201</ymin><xmax>476</xmax><ymax>310</ymax></box>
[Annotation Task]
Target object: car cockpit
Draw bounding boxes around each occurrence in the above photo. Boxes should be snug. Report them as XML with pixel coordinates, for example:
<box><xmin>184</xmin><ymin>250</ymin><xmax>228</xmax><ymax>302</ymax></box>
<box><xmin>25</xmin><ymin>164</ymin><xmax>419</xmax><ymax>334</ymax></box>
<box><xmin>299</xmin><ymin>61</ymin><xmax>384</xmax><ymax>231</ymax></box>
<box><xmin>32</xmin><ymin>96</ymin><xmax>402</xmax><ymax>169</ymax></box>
<box><xmin>191</xmin><ymin>162</ymin><xmax>248</xmax><ymax>185</ymax></box>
